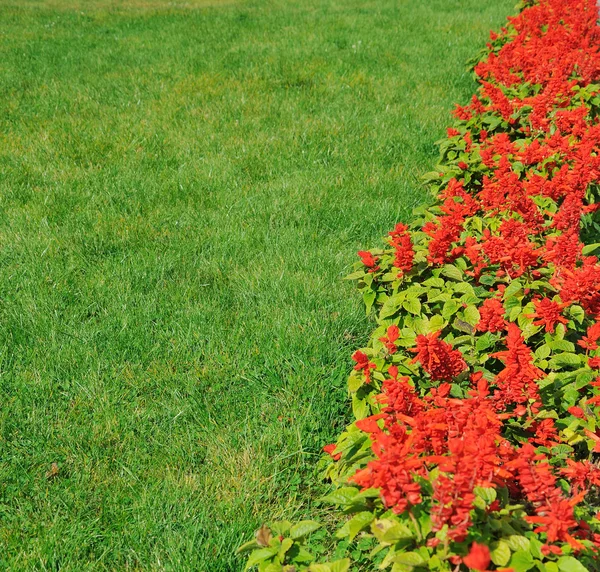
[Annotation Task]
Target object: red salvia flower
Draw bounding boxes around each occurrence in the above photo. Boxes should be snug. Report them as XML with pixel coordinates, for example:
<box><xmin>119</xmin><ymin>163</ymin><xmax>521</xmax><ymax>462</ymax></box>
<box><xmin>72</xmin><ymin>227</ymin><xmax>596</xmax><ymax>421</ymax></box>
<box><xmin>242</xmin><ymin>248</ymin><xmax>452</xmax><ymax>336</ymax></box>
<box><xmin>527</xmin><ymin>298</ymin><xmax>569</xmax><ymax>333</ymax></box>
<box><xmin>463</xmin><ymin>543</ymin><xmax>491</xmax><ymax>571</ymax></box>
<box><xmin>476</xmin><ymin>298</ymin><xmax>506</xmax><ymax>333</ymax></box>
<box><xmin>578</xmin><ymin>321</ymin><xmax>600</xmax><ymax>351</ymax></box>
<box><xmin>379</xmin><ymin>324</ymin><xmax>400</xmax><ymax>353</ymax></box>
<box><xmin>352</xmin><ymin>350</ymin><xmax>376</xmax><ymax>384</ymax></box>
<box><xmin>323</xmin><ymin>443</ymin><xmax>341</xmax><ymax>461</ymax></box>
<box><xmin>388</xmin><ymin>223</ymin><xmax>414</xmax><ymax>273</ymax></box>
<box><xmin>357</xmin><ymin>250</ymin><xmax>380</xmax><ymax>273</ymax></box>
<box><xmin>491</xmin><ymin>324</ymin><xmax>543</xmax><ymax>406</ymax></box>
<box><xmin>409</xmin><ymin>331</ymin><xmax>467</xmax><ymax>381</ymax></box>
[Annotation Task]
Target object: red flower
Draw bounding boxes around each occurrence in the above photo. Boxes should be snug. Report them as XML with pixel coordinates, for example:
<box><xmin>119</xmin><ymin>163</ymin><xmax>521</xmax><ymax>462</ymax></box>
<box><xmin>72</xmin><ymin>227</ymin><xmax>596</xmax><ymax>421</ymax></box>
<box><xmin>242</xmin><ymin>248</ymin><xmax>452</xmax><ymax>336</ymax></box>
<box><xmin>578</xmin><ymin>321</ymin><xmax>600</xmax><ymax>351</ymax></box>
<box><xmin>527</xmin><ymin>298</ymin><xmax>568</xmax><ymax>333</ymax></box>
<box><xmin>568</xmin><ymin>406</ymin><xmax>585</xmax><ymax>419</ymax></box>
<box><xmin>476</xmin><ymin>297</ymin><xmax>506</xmax><ymax>333</ymax></box>
<box><xmin>379</xmin><ymin>324</ymin><xmax>400</xmax><ymax>353</ymax></box>
<box><xmin>589</xmin><ymin>356</ymin><xmax>600</xmax><ymax>370</ymax></box>
<box><xmin>555</xmin><ymin>259</ymin><xmax>600</xmax><ymax>317</ymax></box>
<box><xmin>388</xmin><ymin>223</ymin><xmax>414</xmax><ymax>273</ymax></box>
<box><xmin>409</xmin><ymin>331</ymin><xmax>467</xmax><ymax>381</ymax></box>
<box><xmin>358</xmin><ymin>250</ymin><xmax>380</xmax><ymax>272</ymax></box>
<box><xmin>541</xmin><ymin>544</ymin><xmax>562</xmax><ymax>557</ymax></box>
<box><xmin>352</xmin><ymin>350</ymin><xmax>376</xmax><ymax>384</ymax></box>
<box><xmin>491</xmin><ymin>324</ymin><xmax>543</xmax><ymax>406</ymax></box>
<box><xmin>481</xmin><ymin>219</ymin><xmax>541</xmax><ymax>278</ymax></box>
<box><xmin>355</xmin><ymin>414</ymin><xmax>385</xmax><ymax>433</ymax></box>
<box><xmin>463</xmin><ymin>543</ymin><xmax>491</xmax><ymax>571</ymax></box>
<box><xmin>341</xmin><ymin>0</ymin><xmax>600</xmax><ymax>560</ymax></box>
<box><xmin>323</xmin><ymin>443</ymin><xmax>341</xmax><ymax>461</ymax></box>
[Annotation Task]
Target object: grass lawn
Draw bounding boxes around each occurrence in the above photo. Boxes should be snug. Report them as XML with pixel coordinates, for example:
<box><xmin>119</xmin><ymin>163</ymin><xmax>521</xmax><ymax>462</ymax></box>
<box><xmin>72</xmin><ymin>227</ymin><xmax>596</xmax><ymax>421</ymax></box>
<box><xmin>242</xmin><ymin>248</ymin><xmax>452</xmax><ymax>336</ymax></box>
<box><xmin>0</xmin><ymin>0</ymin><xmax>514</xmax><ymax>568</ymax></box>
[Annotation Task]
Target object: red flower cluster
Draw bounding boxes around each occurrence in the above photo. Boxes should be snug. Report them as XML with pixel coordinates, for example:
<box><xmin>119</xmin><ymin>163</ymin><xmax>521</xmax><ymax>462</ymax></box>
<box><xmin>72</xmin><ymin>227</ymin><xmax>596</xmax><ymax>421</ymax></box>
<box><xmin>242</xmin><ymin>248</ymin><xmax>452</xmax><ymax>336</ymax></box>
<box><xmin>527</xmin><ymin>298</ymin><xmax>568</xmax><ymax>333</ymax></box>
<box><xmin>351</xmin><ymin>350</ymin><xmax>376</xmax><ymax>384</ymax></box>
<box><xmin>358</xmin><ymin>250</ymin><xmax>379</xmax><ymax>272</ymax></box>
<box><xmin>340</xmin><ymin>0</ymin><xmax>600</xmax><ymax>565</ymax></box>
<box><xmin>491</xmin><ymin>324</ymin><xmax>543</xmax><ymax>407</ymax></box>
<box><xmin>476</xmin><ymin>297</ymin><xmax>506</xmax><ymax>333</ymax></box>
<box><xmin>388</xmin><ymin>223</ymin><xmax>414</xmax><ymax>274</ymax></box>
<box><xmin>352</xmin><ymin>377</ymin><xmax>508</xmax><ymax>541</ymax></box>
<box><xmin>409</xmin><ymin>331</ymin><xmax>466</xmax><ymax>382</ymax></box>
<box><xmin>379</xmin><ymin>324</ymin><xmax>400</xmax><ymax>354</ymax></box>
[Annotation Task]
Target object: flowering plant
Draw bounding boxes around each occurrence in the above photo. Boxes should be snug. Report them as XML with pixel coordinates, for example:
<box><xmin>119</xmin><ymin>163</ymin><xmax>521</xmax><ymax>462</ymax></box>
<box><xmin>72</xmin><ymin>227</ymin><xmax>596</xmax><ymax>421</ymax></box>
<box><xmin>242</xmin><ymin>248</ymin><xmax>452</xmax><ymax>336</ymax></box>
<box><xmin>242</xmin><ymin>0</ymin><xmax>600</xmax><ymax>570</ymax></box>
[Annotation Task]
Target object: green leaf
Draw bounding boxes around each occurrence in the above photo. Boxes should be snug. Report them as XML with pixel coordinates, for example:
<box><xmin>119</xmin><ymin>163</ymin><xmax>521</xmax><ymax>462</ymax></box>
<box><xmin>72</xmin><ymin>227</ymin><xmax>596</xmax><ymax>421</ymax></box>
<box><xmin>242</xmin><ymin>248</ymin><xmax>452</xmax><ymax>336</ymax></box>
<box><xmin>549</xmin><ymin>340</ymin><xmax>575</xmax><ymax>352</ymax></box>
<box><xmin>452</xmin><ymin>282</ymin><xmax>473</xmax><ymax>294</ymax></box>
<box><xmin>521</xmin><ymin>321</ymin><xmax>541</xmax><ymax>340</ymax></box>
<box><xmin>348</xmin><ymin>371</ymin><xmax>365</xmax><ymax>392</ymax></box>
<box><xmin>308</xmin><ymin>565</ymin><xmax>331</xmax><ymax>572</ymax></box>
<box><xmin>463</xmin><ymin>304</ymin><xmax>481</xmax><ymax>326</ymax></box>
<box><xmin>582</xmin><ymin>243</ymin><xmax>600</xmax><ymax>255</ymax></box>
<box><xmin>421</xmin><ymin>171</ymin><xmax>442</xmax><ymax>183</ymax></box>
<box><xmin>278</xmin><ymin>537</ymin><xmax>293</xmax><ymax>560</ymax></box>
<box><xmin>413</xmin><ymin>317</ymin><xmax>430</xmax><ymax>335</ymax></box>
<box><xmin>352</xmin><ymin>394</ymin><xmax>370</xmax><ymax>420</ymax></box>
<box><xmin>245</xmin><ymin>547</ymin><xmax>278</xmax><ymax>570</ymax></box>
<box><xmin>371</xmin><ymin>518</ymin><xmax>413</xmax><ymax>543</ymax></box>
<box><xmin>490</xmin><ymin>540</ymin><xmax>511</xmax><ymax>567</ymax></box>
<box><xmin>535</xmin><ymin>344</ymin><xmax>551</xmax><ymax>360</ymax></box>
<box><xmin>528</xmin><ymin>538</ymin><xmax>543</xmax><ymax>560</ymax></box>
<box><xmin>504</xmin><ymin>279</ymin><xmax>524</xmax><ymax>299</ymax></box>
<box><xmin>536</xmin><ymin>409</ymin><xmax>558</xmax><ymax>419</ymax></box>
<box><xmin>290</xmin><ymin>520</ymin><xmax>321</xmax><ymax>540</ymax></box>
<box><xmin>548</xmin><ymin>352</ymin><xmax>582</xmax><ymax>369</ymax></box>
<box><xmin>237</xmin><ymin>539</ymin><xmax>260</xmax><ymax>554</ymax></box>
<box><xmin>363</xmin><ymin>290</ymin><xmax>376</xmax><ymax>315</ymax></box>
<box><xmin>442</xmin><ymin>299</ymin><xmax>461</xmax><ymax>320</ymax></box>
<box><xmin>320</xmin><ymin>487</ymin><xmax>359</xmax><ymax>506</ymax></box>
<box><xmin>557</xmin><ymin>556</ymin><xmax>588</xmax><ymax>572</ymax></box>
<box><xmin>292</xmin><ymin>546</ymin><xmax>315</xmax><ymax>565</ymax></box>
<box><xmin>429</xmin><ymin>314</ymin><xmax>445</xmax><ymax>332</ymax></box>
<box><xmin>568</xmin><ymin>305</ymin><xmax>585</xmax><ymax>324</ymax></box>
<box><xmin>270</xmin><ymin>522</ymin><xmax>292</xmax><ymax>536</ymax></box>
<box><xmin>476</xmin><ymin>332</ymin><xmax>497</xmax><ymax>351</ymax></box>
<box><xmin>396</xmin><ymin>328</ymin><xmax>417</xmax><ymax>347</ymax></box>
<box><xmin>507</xmin><ymin>535</ymin><xmax>530</xmax><ymax>553</ymax></box>
<box><xmin>345</xmin><ymin>270</ymin><xmax>366</xmax><ymax>281</ymax></box>
<box><xmin>328</xmin><ymin>560</ymin><xmax>351</xmax><ymax>572</ymax></box>
<box><xmin>423</xmin><ymin>277</ymin><xmax>445</xmax><ymax>288</ymax></box>
<box><xmin>403</xmin><ymin>297</ymin><xmax>422</xmax><ymax>315</ymax></box>
<box><xmin>441</xmin><ymin>264</ymin><xmax>463</xmax><ymax>281</ymax></box>
<box><xmin>509</xmin><ymin>303</ymin><xmax>522</xmax><ymax>322</ymax></box>
<box><xmin>392</xmin><ymin>551</ymin><xmax>426</xmax><ymax>566</ymax></box>
<box><xmin>336</xmin><ymin>511</ymin><xmax>374</xmax><ymax>541</ymax></box>
<box><xmin>380</xmin><ymin>293</ymin><xmax>405</xmax><ymax>320</ymax></box>
<box><xmin>474</xmin><ymin>486</ymin><xmax>496</xmax><ymax>504</ymax></box>
<box><xmin>504</xmin><ymin>296</ymin><xmax>521</xmax><ymax>314</ymax></box>
<box><xmin>508</xmin><ymin>549</ymin><xmax>535</xmax><ymax>572</ymax></box>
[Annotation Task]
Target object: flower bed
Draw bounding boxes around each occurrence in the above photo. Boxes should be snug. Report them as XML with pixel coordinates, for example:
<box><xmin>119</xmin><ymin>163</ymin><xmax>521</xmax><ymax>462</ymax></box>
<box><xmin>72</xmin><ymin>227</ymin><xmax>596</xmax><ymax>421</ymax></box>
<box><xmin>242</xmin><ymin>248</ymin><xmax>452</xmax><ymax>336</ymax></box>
<box><xmin>241</xmin><ymin>0</ymin><xmax>600</xmax><ymax>570</ymax></box>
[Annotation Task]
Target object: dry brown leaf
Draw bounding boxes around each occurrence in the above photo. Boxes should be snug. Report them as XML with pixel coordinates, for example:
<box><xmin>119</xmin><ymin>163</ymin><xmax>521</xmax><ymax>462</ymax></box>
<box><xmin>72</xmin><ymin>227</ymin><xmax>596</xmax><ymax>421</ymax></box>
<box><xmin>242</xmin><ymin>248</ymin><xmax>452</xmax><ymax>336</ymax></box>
<box><xmin>45</xmin><ymin>462</ymin><xmax>59</xmax><ymax>479</ymax></box>
<box><xmin>254</xmin><ymin>524</ymin><xmax>272</xmax><ymax>547</ymax></box>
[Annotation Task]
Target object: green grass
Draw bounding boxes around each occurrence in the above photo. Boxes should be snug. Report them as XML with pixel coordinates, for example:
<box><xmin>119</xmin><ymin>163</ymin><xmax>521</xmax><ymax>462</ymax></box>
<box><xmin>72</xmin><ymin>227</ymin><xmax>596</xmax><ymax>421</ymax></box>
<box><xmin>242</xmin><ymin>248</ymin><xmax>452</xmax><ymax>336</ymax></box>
<box><xmin>0</xmin><ymin>0</ymin><xmax>514</xmax><ymax>568</ymax></box>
